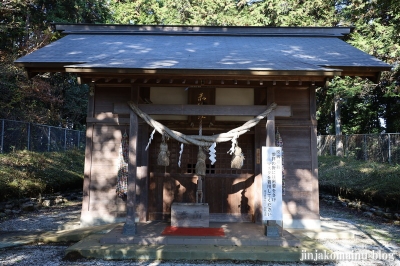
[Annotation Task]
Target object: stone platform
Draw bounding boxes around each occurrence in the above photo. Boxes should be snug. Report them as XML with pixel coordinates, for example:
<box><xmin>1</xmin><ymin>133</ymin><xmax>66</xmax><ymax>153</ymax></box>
<box><xmin>99</xmin><ymin>221</ymin><xmax>300</xmax><ymax>246</ymax></box>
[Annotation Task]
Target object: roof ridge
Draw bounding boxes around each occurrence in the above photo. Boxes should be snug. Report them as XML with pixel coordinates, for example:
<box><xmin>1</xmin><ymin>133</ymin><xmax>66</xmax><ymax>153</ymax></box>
<box><xmin>53</xmin><ymin>23</ymin><xmax>352</xmax><ymax>38</ymax></box>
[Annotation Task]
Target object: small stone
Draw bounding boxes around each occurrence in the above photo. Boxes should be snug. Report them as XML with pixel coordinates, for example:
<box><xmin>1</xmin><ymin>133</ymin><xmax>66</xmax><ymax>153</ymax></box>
<box><xmin>12</xmin><ymin>210</ymin><xmax>21</xmax><ymax>215</ymax></box>
<box><xmin>42</xmin><ymin>200</ymin><xmax>52</xmax><ymax>207</ymax></box>
<box><xmin>54</xmin><ymin>197</ymin><xmax>64</xmax><ymax>204</ymax></box>
<box><xmin>0</xmin><ymin>212</ymin><xmax>6</xmax><ymax>218</ymax></box>
<box><xmin>374</xmin><ymin>210</ymin><xmax>384</xmax><ymax>217</ymax></box>
<box><xmin>360</xmin><ymin>204</ymin><xmax>370</xmax><ymax>211</ymax></box>
<box><xmin>393</xmin><ymin>213</ymin><xmax>400</xmax><ymax>220</ymax></box>
<box><xmin>383</xmin><ymin>213</ymin><xmax>393</xmax><ymax>219</ymax></box>
<box><xmin>4</xmin><ymin>209</ymin><xmax>12</xmax><ymax>215</ymax></box>
<box><xmin>363</xmin><ymin>211</ymin><xmax>374</xmax><ymax>218</ymax></box>
<box><xmin>21</xmin><ymin>203</ymin><xmax>35</xmax><ymax>212</ymax></box>
<box><xmin>67</xmin><ymin>194</ymin><xmax>78</xmax><ymax>200</ymax></box>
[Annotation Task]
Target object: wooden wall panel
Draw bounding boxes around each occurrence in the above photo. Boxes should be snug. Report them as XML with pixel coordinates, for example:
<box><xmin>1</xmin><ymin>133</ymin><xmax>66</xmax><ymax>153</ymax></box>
<box><xmin>94</xmin><ymin>87</ymin><xmax>131</xmax><ymax>114</ymax></box>
<box><xmin>275</xmin><ymin>87</ymin><xmax>310</xmax><ymax>119</ymax></box>
<box><xmin>284</xmin><ymin>169</ymin><xmax>313</xmax><ymax>192</ymax></box>
<box><xmin>88</xmin><ymin>125</ymin><xmax>128</xmax><ymax>214</ymax></box>
<box><xmin>253</xmin><ymin>86</ymin><xmax>319</xmax><ymax>226</ymax></box>
<box><xmin>84</xmin><ymin>85</ymin><xmax>319</xmax><ymax>227</ymax></box>
<box><xmin>283</xmin><ymin>191</ymin><xmax>319</xmax><ymax>219</ymax></box>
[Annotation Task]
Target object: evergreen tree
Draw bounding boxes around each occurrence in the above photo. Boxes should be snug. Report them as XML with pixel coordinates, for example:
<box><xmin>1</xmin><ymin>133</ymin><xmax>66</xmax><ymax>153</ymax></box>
<box><xmin>0</xmin><ymin>0</ymin><xmax>109</xmax><ymax>129</ymax></box>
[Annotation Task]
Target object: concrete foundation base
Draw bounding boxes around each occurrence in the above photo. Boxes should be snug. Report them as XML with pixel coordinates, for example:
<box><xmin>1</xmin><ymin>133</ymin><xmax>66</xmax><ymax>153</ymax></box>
<box><xmin>99</xmin><ymin>221</ymin><xmax>300</xmax><ymax>246</ymax></box>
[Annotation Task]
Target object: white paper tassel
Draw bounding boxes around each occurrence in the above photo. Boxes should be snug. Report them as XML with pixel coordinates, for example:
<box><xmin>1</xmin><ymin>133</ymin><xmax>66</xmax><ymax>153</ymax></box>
<box><xmin>208</xmin><ymin>142</ymin><xmax>216</xmax><ymax>165</ymax></box>
<box><xmin>228</xmin><ymin>134</ymin><xmax>238</xmax><ymax>155</ymax></box>
<box><xmin>145</xmin><ymin>129</ymin><xmax>156</xmax><ymax>151</ymax></box>
<box><xmin>178</xmin><ymin>143</ymin><xmax>184</xmax><ymax>167</ymax></box>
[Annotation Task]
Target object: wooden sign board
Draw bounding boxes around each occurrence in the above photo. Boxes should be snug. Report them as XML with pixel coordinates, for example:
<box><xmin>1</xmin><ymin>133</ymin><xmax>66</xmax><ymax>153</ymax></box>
<box><xmin>261</xmin><ymin>146</ymin><xmax>283</xmax><ymax>223</ymax></box>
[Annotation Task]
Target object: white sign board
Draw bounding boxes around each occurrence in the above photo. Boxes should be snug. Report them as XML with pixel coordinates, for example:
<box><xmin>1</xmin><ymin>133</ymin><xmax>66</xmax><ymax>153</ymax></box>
<box><xmin>262</xmin><ymin>146</ymin><xmax>283</xmax><ymax>223</ymax></box>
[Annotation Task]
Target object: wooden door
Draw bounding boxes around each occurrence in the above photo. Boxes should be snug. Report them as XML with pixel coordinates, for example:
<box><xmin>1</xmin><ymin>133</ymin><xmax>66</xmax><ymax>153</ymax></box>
<box><xmin>148</xmin><ymin>132</ymin><xmax>255</xmax><ymax>222</ymax></box>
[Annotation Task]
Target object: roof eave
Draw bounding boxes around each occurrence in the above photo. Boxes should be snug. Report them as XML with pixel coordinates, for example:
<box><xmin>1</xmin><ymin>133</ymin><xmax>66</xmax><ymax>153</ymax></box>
<box><xmin>53</xmin><ymin>23</ymin><xmax>353</xmax><ymax>38</ymax></box>
<box><xmin>338</xmin><ymin>66</ymin><xmax>392</xmax><ymax>83</ymax></box>
<box><xmin>64</xmin><ymin>66</ymin><xmax>342</xmax><ymax>77</ymax></box>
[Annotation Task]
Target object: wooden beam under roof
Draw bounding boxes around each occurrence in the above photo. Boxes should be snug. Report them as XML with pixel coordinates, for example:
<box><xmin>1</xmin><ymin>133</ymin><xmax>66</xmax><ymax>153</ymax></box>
<box><xmin>113</xmin><ymin>103</ymin><xmax>292</xmax><ymax>117</ymax></box>
<box><xmin>77</xmin><ymin>73</ymin><xmax>328</xmax><ymax>87</ymax></box>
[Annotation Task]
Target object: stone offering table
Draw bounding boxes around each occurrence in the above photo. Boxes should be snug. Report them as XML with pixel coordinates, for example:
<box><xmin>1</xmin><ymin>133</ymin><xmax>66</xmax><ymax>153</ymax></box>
<box><xmin>171</xmin><ymin>203</ymin><xmax>209</xmax><ymax>227</ymax></box>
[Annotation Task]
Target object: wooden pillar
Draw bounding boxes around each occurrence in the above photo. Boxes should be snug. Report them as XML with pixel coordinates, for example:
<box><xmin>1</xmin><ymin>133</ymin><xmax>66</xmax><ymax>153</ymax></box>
<box><xmin>80</xmin><ymin>82</ymin><xmax>95</xmax><ymax>226</ymax></box>
<box><xmin>123</xmin><ymin>87</ymin><xmax>139</xmax><ymax>235</ymax></box>
<box><xmin>137</xmin><ymin>122</ymin><xmax>149</xmax><ymax>222</ymax></box>
<box><xmin>266</xmin><ymin>88</ymin><xmax>276</xmax><ymax>146</ymax></box>
<box><xmin>310</xmin><ymin>85</ymin><xmax>320</xmax><ymax>220</ymax></box>
<box><xmin>265</xmin><ymin>87</ymin><xmax>280</xmax><ymax>235</ymax></box>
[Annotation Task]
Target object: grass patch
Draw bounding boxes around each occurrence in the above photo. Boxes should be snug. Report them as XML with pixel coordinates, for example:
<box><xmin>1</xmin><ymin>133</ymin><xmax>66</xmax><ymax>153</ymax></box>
<box><xmin>0</xmin><ymin>149</ymin><xmax>84</xmax><ymax>201</ymax></box>
<box><xmin>319</xmin><ymin>156</ymin><xmax>400</xmax><ymax>210</ymax></box>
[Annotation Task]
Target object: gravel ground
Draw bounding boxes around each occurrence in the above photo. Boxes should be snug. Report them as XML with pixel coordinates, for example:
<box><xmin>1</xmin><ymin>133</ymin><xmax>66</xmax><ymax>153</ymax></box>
<box><xmin>1</xmin><ymin>197</ymin><xmax>400</xmax><ymax>266</ymax></box>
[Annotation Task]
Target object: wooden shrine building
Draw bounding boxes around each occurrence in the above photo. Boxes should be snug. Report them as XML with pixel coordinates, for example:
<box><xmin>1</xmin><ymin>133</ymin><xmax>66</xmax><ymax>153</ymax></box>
<box><xmin>15</xmin><ymin>24</ymin><xmax>390</xmax><ymax>232</ymax></box>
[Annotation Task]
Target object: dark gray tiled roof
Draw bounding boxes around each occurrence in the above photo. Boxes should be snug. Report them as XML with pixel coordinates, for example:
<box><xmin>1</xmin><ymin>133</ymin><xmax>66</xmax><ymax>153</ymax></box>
<box><xmin>15</xmin><ymin>33</ymin><xmax>390</xmax><ymax>72</ymax></box>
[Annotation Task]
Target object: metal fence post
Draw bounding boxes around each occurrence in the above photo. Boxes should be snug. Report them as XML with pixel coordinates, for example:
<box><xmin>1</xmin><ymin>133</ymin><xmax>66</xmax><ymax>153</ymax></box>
<box><xmin>48</xmin><ymin>127</ymin><xmax>51</xmax><ymax>152</ymax></box>
<box><xmin>27</xmin><ymin>123</ymin><xmax>31</xmax><ymax>151</ymax></box>
<box><xmin>364</xmin><ymin>135</ymin><xmax>367</xmax><ymax>161</ymax></box>
<box><xmin>388</xmin><ymin>133</ymin><xmax>391</xmax><ymax>164</ymax></box>
<box><xmin>77</xmin><ymin>131</ymin><xmax>81</xmax><ymax>149</ymax></box>
<box><xmin>64</xmin><ymin>128</ymin><xmax>67</xmax><ymax>151</ymax></box>
<box><xmin>0</xmin><ymin>119</ymin><xmax>4</xmax><ymax>153</ymax></box>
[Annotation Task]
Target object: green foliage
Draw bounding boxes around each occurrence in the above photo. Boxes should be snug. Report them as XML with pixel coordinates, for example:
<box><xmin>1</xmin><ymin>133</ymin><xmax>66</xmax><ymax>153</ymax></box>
<box><xmin>0</xmin><ymin>55</ymin><xmax>88</xmax><ymax>128</ymax></box>
<box><xmin>317</xmin><ymin>0</ymin><xmax>400</xmax><ymax>134</ymax></box>
<box><xmin>0</xmin><ymin>149</ymin><xmax>84</xmax><ymax>201</ymax></box>
<box><xmin>0</xmin><ymin>1</ymin><xmax>101</xmax><ymax>128</ymax></box>
<box><xmin>319</xmin><ymin>155</ymin><xmax>400</xmax><ymax>208</ymax></box>
<box><xmin>107</xmin><ymin>0</ymin><xmax>339</xmax><ymax>26</ymax></box>
<box><xmin>1</xmin><ymin>0</ymin><xmax>109</xmax><ymax>55</ymax></box>
<box><xmin>2</xmin><ymin>0</ymin><xmax>400</xmax><ymax>133</ymax></box>
<box><xmin>317</xmin><ymin>77</ymin><xmax>386</xmax><ymax>134</ymax></box>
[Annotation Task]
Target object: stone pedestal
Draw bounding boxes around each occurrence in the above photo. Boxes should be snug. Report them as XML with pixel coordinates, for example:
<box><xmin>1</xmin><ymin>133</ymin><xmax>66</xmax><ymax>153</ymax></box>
<box><xmin>265</xmin><ymin>220</ymin><xmax>283</xmax><ymax>237</ymax></box>
<box><xmin>171</xmin><ymin>203</ymin><xmax>209</xmax><ymax>227</ymax></box>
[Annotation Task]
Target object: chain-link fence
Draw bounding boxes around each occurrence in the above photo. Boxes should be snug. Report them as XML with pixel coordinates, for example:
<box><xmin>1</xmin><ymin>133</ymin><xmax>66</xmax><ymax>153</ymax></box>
<box><xmin>318</xmin><ymin>134</ymin><xmax>400</xmax><ymax>164</ymax></box>
<box><xmin>0</xmin><ymin>119</ymin><xmax>85</xmax><ymax>153</ymax></box>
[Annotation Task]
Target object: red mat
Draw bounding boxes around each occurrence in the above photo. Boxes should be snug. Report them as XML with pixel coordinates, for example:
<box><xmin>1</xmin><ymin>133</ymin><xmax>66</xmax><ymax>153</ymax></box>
<box><xmin>161</xmin><ymin>226</ymin><xmax>225</xmax><ymax>237</ymax></box>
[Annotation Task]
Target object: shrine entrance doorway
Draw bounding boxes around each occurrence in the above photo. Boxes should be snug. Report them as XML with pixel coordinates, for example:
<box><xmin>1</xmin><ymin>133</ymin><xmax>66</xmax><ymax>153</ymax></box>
<box><xmin>148</xmin><ymin>132</ymin><xmax>255</xmax><ymax>223</ymax></box>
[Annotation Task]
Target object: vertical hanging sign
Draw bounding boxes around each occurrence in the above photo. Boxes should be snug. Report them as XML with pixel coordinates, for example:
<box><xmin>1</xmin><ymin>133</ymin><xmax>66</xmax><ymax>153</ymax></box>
<box><xmin>262</xmin><ymin>146</ymin><xmax>283</xmax><ymax>223</ymax></box>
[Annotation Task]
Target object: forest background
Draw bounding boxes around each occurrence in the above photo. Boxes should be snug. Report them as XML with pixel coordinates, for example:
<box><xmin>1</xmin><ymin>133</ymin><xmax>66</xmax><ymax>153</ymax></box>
<box><xmin>1</xmin><ymin>0</ymin><xmax>400</xmax><ymax>134</ymax></box>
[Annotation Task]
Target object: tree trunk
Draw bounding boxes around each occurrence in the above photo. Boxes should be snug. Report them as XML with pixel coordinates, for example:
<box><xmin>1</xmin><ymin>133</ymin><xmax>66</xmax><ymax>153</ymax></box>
<box><xmin>334</xmin><ymin>94</ymin><xmax>343</xmax><ymax>157</ymax></box>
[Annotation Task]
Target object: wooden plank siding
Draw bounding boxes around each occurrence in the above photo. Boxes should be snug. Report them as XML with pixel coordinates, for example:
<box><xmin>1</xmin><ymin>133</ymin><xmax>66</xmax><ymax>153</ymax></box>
<box><xmin>82</xmin><ymin>85</ymin><xmax>320</xmax><ymax>228</ymax></box>
<box><xmin>87</xmin><ymin>124</ymin><xmax>128</xmax><ymax>220</ymax></box>
<box><xmin>252</xmin><ymin>86</ymin><xmax>319</xmax><ymax>226</ymax></box>
<box><xmin>275</xmin><ymin>87</ymin><xmax>310</xmax><ymax>120</ymax></box>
